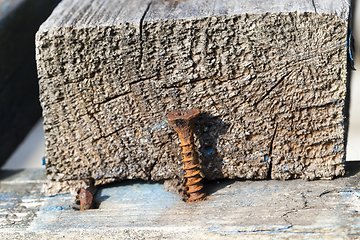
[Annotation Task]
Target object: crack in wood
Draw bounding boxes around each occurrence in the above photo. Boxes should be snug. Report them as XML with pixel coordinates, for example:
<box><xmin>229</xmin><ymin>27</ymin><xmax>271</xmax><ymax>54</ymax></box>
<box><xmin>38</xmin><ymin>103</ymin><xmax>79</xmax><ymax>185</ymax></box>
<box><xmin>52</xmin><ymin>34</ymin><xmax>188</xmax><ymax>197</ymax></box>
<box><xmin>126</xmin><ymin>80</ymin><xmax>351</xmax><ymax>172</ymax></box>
<box><xmin>281</xmin><ymin>191</ymin><xmax>311</xmax><ymax>228</ymax></box>
<box><xmin>162</xmin><ymin>77</ymin><xmax>208</xmax><ymax>89</ymax></box>
<box><xmin>267</xmin><ymin>124</ymin><xmax>278</xmax><ymax>179</ymax></box>
<box><xmin>92</xmin><ymin>126</ymin><xmax>127</xmax><ymax>142</ymax></box>
<box><xmin>318</xmin><ymin>188</ymin><xmax>360</xmax><ymax>197</ymax></box>
<box><xmin>254</xmin><ymin>71</ymin><xmax>290</xmax><ymax>107</ymax></box>
<box><xmin>301</xmin><ymin>192</ymin><xmax>308</xmax><ymax>208</ymax></box>
<box><xmin>280</xmin><ymin>211</ymin><xmax>294</xmax><ymax>229</ymax></box>
<box><xmin>139</xmin><ymin>2</ymin><xmax>152</xmax><ymax>69</ymax></box>
<box><xmin>98</xmin><ymin>91</ymin><xmax>132</xmax><ymax>105</ymax></box>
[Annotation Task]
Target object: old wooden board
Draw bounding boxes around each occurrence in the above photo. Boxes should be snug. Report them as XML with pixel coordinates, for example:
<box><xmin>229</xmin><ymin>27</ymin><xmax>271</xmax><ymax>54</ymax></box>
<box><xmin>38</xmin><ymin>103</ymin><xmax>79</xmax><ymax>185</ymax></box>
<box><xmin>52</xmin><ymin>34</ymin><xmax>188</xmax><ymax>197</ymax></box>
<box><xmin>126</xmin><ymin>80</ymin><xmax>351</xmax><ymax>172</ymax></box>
<box><xmin>1</xmin><ymin>164</ymin><xmax>360</xmax><ymax>239</ymax></box>
<box><xmin>36</xmin><ymin>0</ymin><xmax>352</xmax><ymax>186</ymax></box>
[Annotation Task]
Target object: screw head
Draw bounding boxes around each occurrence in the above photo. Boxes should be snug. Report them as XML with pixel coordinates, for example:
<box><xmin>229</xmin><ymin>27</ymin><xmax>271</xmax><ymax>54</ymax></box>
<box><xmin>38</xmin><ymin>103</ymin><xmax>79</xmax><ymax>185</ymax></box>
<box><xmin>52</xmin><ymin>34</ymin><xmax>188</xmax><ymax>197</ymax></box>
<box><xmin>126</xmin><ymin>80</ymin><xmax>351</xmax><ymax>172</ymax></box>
<box><xmin>78</xmin><ymin>189</ymin><xmax>93</xmax><ymax>210</ymax></box>
<box><xmin>165</xmin><ymin>109</ymin><xmax>200</xmax><ymax>121</ymax></box>
<box><xmin>165</xmin><ymin>109</ymin><xmax>200</xmax><ymax>135</ymax></box>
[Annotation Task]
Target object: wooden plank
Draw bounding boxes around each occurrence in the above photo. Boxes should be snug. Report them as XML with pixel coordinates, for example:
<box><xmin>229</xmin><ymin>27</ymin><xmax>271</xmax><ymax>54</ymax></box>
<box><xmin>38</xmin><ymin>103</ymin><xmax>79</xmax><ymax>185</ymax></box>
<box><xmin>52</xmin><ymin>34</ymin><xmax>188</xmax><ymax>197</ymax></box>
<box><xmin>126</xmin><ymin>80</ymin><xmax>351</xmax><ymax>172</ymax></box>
<box><xmin>36</xmin><ymin>0</ymin><xmax>351</xmax><ymax>186</ymax></box>
<box><xmin>1</xmin><ymin>164</ymin><xmax>360</xmax><ymax>238</ymax></box>
<box><xmin>0</xmin><ymin>169</ymin><xmax>46</xmax><ymax>235</ymax></box>
<box><xmin>145</xmin><ymin>0</ymin><xmax>347</xmax><ymax>21</ymax></box>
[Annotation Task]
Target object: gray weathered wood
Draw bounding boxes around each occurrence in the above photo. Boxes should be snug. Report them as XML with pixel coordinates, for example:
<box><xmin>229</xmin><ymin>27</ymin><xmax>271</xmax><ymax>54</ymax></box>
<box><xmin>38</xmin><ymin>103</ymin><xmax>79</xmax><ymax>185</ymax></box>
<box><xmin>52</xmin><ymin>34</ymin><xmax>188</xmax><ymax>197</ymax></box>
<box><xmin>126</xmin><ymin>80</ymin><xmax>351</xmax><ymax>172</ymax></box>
<box><xmin>36</xmin><ymin>0</ymin><xmax>351</xmax><ymax>186</ymax></box>
<box><xmin>2</xmin><ymin>164</ymin><xmax>360</xmax><ymax>239</ymax></box>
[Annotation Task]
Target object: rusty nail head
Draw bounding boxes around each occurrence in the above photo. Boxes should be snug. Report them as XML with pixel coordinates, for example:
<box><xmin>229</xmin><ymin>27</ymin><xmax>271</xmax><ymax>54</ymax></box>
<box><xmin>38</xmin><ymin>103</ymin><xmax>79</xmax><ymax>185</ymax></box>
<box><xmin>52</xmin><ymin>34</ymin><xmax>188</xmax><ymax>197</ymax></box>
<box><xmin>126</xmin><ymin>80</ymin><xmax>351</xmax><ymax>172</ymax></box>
<box><xmin>78</xmin><ymin>188</ymin><xmax>93</xmax><ymax>210</ymax></box>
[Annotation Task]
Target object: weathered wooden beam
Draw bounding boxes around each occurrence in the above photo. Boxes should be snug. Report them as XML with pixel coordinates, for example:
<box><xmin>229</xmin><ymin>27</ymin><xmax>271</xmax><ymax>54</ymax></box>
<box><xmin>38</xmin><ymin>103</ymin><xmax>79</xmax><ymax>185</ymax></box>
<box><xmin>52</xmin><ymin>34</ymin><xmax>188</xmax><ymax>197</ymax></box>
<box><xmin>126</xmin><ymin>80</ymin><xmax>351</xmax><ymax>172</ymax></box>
<box><xmin>36</xmin><ymin>0</ymin><xmax>352</xmax><ymax>186</ymax></box>
<box><xmin>0</xmin><ymin>0</ymin><xmax>61</xmax><ymax>167</ymax></box>
<box><xmin>1</xmin><ymin>164</ymin><xmax>360</xmax><ymax>238</ymax></box>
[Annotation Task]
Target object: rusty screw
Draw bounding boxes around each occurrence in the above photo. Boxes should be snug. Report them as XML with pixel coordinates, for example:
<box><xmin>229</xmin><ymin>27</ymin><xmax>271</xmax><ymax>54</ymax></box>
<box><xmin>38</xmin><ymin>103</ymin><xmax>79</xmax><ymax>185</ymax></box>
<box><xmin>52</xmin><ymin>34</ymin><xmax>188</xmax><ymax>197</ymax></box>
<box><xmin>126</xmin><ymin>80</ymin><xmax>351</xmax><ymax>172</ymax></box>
<box><xmin>166</xmin><ymin>108</ymin><xmax>206</xmax><ymax>202</ymax></box>
<box><xmin>78</xmin><ymin>188</ymin><xmax>93</xmax><ymax>210</ymax></box>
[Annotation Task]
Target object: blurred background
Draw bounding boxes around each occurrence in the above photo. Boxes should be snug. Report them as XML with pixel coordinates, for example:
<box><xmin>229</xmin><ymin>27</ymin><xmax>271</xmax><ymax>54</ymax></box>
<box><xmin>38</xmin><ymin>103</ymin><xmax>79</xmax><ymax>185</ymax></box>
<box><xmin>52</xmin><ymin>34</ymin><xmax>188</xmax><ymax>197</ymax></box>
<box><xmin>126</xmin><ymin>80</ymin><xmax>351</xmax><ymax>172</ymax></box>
<box><xmin>347</xmin><ymin>0</ymin><xmax>360</xmax><ymax>160</ymax></box>
<box><xmin>0</xmin><ymin>0</ymin><xmax>61</xmax><ymax>170</ymax></box>
<box><xmin>1</xmin><ymin>0</ymin><xmax>360</xmax><ymax>170</ymax></box>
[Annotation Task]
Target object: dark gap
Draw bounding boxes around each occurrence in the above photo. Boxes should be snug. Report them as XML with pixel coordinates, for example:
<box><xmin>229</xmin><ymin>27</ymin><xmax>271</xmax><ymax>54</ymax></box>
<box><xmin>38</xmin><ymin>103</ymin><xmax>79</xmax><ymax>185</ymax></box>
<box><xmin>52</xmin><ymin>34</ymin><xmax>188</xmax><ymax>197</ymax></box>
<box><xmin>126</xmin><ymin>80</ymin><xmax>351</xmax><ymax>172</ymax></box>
<box><xmin>267</xmin><ymin>124</ymin><xmax>278</xmax><ymax>179</ymax></box>
<box><xmin>138</xmin><ymin>2</ymin><xmax>152</xmax><ymax>68</ymax></box>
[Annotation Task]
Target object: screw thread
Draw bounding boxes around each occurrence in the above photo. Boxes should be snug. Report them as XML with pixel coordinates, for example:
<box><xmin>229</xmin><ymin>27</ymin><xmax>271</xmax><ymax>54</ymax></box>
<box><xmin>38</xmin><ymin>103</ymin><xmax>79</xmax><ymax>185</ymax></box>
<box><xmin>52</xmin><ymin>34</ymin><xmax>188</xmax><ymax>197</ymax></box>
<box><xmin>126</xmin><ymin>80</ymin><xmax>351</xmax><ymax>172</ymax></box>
<box><xmin>179</xmin><ymin>140</ymin><xmax>205</xmax><ymax>202</ymax></box>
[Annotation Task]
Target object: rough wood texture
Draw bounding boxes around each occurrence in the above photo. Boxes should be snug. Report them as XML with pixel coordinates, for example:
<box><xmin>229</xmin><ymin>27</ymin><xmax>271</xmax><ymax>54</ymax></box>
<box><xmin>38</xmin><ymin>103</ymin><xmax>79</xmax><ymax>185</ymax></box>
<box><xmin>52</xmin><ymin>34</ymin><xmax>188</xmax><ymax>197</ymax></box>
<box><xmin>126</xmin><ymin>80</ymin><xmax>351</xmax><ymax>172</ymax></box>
<box><xmin>2</xmin><ymin>164</ymin><xmax>360</xmax><ymax>239</ymax></box>
<box><xmin>36</xmin><ymin>0</ymin><xmax>351</xmax><ymax>184</ymax></box>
